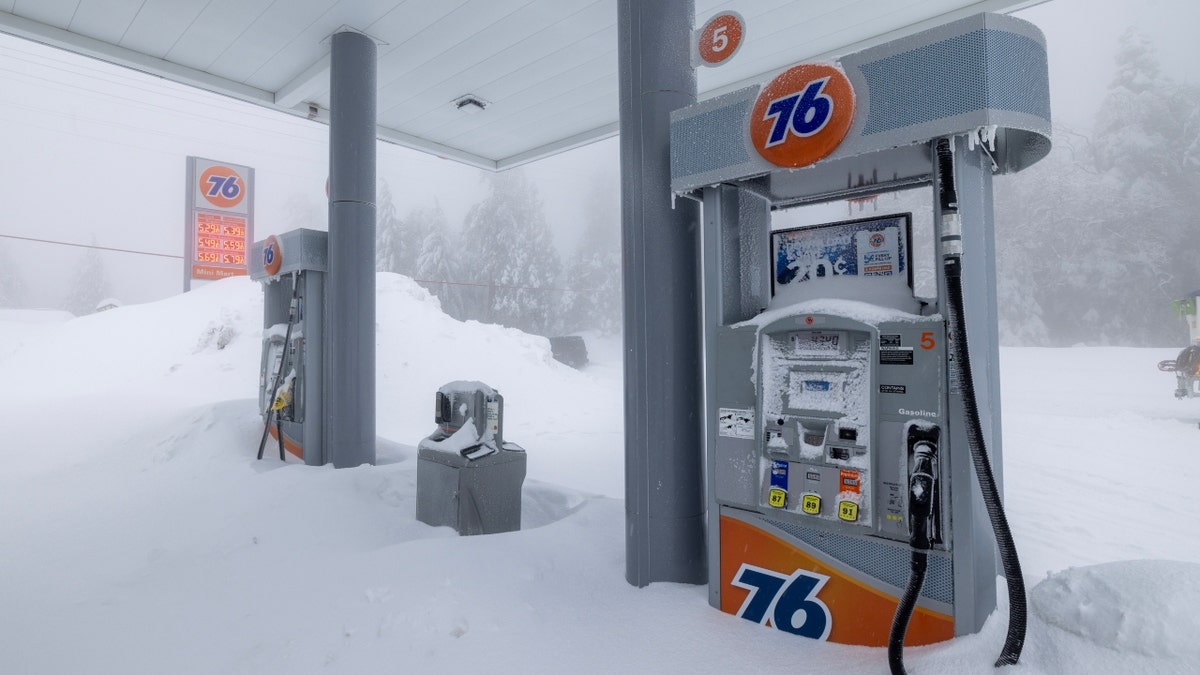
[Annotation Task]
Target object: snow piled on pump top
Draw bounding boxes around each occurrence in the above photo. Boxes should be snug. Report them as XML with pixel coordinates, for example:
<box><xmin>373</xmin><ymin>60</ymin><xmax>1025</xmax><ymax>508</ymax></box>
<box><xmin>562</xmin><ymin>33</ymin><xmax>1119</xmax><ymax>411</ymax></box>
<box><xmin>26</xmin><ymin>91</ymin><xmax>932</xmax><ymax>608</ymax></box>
<box><xmin>1</xmin><ymin>277</ymin><xmax>1199</xmax><ymax>674</ymax></box>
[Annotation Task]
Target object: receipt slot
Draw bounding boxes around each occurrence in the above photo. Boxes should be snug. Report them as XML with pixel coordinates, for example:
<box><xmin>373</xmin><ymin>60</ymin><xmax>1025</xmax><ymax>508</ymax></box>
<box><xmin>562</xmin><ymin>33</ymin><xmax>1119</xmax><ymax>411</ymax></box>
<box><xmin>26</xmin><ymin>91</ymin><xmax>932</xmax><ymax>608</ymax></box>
<box><xmin>670</xmin><ymin>13</ymin><xmax>1050</xmax><ymax>657</ymax></box>
<box><xmin>416</xmin><ymin>382</ymin><xmax>527</xmax><ymax>535</ymax></box>
<box><xmin>249</xmin><ymin>229</ymin><xmax>327</xmax><ymax>465</ymax></box>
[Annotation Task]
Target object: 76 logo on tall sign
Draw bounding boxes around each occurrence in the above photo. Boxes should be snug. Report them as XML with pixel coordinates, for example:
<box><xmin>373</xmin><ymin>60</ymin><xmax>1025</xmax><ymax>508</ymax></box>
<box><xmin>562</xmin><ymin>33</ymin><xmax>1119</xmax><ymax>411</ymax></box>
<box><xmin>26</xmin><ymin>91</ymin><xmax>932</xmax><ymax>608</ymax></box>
<box><xmin>750</xmin><ymin>63</ymin><xmax>855</xmax><ymax>169</ymax></box>
<box><xmin>199</xmin><ymin>165</ymin><xmax>246</xmax><ymax>209</ymax></box>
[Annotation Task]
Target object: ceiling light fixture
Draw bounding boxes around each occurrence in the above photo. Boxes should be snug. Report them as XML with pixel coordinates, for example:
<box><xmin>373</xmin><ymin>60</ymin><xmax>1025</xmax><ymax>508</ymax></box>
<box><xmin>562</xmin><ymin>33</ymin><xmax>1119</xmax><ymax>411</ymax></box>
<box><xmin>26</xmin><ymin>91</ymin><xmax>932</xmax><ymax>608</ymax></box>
<box><xmin>453</xmin><ymin>95</ymin><xmax>488</xmax><ymax>114</ymax></box>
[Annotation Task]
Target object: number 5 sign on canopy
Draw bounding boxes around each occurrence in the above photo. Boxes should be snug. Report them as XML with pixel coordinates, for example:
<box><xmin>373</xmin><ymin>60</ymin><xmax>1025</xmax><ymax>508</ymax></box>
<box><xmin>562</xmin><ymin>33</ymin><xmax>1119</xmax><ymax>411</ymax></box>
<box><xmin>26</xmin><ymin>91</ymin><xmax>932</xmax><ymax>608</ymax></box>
<box><xmin>694</xmin><ymin>12</ymin><xmax>745</xmax><ymax>68</ymax></box>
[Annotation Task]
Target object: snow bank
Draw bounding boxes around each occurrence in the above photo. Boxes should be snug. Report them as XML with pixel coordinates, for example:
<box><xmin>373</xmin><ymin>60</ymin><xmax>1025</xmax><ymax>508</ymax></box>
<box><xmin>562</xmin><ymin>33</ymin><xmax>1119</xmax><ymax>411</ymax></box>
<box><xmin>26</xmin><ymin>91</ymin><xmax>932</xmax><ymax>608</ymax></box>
<box><xmin>1032</xmin><ymin>560</ymin><xmax>1200</xmax><ymax>659</ymax></box>
<box><xmin>0</xmin><ymin>274</ymin><xmax>623</xmax><ymax>494</ymax></box>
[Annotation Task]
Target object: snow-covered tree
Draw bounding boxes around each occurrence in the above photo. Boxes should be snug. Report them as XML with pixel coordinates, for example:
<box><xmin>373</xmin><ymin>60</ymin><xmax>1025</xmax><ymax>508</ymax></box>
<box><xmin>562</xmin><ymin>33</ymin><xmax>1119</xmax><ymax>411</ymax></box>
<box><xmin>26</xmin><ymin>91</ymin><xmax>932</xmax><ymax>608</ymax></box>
<box><xmin>457</xmin><ymin>170</ymin><xmax>562</xmax><ymax>334</ymax></box>
<box><xmin>411</xmin><ymin>205</ymin><xmax>466</xmax><ymax>318</ymax></box>
<box><xmin>561</xmin><ymin>172</ymin><xmax>622</xmax><ymax>334</ymax></box>
<box><xmin>378</xmin><ymin>180</ymin><xmax>444</xmax><ymax>280</ymax></box>
<box><xmin>0</xmin><ymin>243</ymin><xmax>26</xmax><ymax>308</ymax></box>
<box><xmin>63</xmin><ymin>244</ymin><xmax>111</xmax><ymax>316</ymax></box>
<box><xmin>375</xmin><ymin>180</ymin><xmax>405</xmax><ymax>273</ymax></box>
<box><xmin>993</xmin><ymin>29</ymin><xmax>1200</xmax><ymax>346</ymax></box>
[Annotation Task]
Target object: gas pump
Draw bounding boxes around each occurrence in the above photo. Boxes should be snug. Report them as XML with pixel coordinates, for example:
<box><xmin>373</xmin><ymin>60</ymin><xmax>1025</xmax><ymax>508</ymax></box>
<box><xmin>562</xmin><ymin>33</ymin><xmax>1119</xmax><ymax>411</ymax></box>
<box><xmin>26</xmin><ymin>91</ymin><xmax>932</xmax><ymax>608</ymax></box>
<box><xmin>249</xmin><ymin>229</ymin><xmax>327</xmax><ymax>465</ymax></box>
<box><xmin>669</xmin><ymin>13</ymin><xmax>1050</xmax><ymax>672</ymax></box>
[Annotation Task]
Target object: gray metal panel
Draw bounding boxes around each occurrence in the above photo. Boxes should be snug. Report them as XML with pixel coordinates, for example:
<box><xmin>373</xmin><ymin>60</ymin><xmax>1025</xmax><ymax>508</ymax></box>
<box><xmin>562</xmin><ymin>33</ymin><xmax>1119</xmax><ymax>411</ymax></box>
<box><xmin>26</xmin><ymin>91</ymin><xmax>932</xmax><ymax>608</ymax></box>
<box><xmin>416</xmin><ymin>444</ymin><xmax>527</xmax><ymax>535</ymax></box>
<box><xmin>944</xmin><ymin>138</ymin><xmax>1002</xmax><ymax>636</ymax></box>
<box><xmin>670</xmin><ymin>13</ymin><xmax>1052</xmax><ymax>194</ymax></box>
<box><xmin>302</xmin><ymin>270</ymin><xmax>326</xmax><ymax>466</ymax></box>
<box><xmin>757</xmin><ymin>512</ymin><xmax>954</xmax><ymax>608</ymax></box>
<box><xmin>710</xmin><ymin>328</ymin><xmax>759</xmax><ymax>511</ymax></box>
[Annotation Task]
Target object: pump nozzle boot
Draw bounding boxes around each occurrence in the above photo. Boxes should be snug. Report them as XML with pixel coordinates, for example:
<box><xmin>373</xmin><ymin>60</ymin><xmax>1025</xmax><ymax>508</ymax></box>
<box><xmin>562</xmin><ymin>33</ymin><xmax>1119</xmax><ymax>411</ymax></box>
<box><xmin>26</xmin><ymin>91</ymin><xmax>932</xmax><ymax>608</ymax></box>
<box><xmin>908</xmin><ymin>442</ymin><xmax>937</xmax><ymax>551</ymax></box>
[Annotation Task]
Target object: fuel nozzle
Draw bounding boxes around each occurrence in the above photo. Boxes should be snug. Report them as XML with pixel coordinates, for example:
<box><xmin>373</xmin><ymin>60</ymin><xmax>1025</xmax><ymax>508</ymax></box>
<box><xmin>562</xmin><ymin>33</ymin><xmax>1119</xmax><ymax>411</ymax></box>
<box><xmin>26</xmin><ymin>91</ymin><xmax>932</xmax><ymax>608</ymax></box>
<box><xmin>909</xmin><ymin>441</ymin><xmax>936</xmax><ymax>550</ymax></box>
<box><xmin>905</xmin><ymin>424</ymin><xmax>940</xmax><ymax>551</ymax></box>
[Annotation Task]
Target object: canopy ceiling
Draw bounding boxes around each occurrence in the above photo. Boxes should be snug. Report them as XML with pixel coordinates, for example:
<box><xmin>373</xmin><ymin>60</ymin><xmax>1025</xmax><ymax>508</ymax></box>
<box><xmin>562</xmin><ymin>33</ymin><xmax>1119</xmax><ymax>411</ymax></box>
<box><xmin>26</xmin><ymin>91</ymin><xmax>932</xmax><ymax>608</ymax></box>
<box><xmin>0</xmin><ymin>0</ymin><xmax>1043</xmax><ymax>170</ymax></box>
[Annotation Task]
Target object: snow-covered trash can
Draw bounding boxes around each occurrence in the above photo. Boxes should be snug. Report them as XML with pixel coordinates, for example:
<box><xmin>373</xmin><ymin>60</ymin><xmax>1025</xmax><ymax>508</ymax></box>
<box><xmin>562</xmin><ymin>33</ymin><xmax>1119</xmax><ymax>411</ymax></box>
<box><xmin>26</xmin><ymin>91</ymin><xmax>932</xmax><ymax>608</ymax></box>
<box><xmin>416</xmin><ymin>382</ymin><xmax>526</xmax><ymax>535</ymax></box>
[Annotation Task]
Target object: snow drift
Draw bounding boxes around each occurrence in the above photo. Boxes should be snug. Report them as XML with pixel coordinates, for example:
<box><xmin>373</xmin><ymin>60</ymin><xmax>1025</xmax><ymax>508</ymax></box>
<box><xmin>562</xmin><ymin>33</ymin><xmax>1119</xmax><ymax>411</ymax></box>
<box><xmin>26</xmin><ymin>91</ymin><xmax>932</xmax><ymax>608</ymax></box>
<box><xmin>1</xmin><ymin>276</ymin><xmax>1198</xmax><ymax>674</ymax></box>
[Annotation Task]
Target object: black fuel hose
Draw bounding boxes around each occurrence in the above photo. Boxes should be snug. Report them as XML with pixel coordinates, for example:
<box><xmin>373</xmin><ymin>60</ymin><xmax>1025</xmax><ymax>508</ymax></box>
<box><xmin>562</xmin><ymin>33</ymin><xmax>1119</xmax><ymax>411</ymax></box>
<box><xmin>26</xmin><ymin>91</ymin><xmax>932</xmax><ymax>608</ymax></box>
<box><xmin>257</xmin><ymin>274</ymin><xmax>300</xmax><ymax>461</ymax></box>
<box><xmin>889</xmin><ymin>551</ymin><xmax>928</xmax><ymax>674</ymax></box>
<box><xmin>889</xmin><ymin>443</ymin><xmax>936</xmax><ymax>674</ymax></box>
<box><xmin>938</xmin><ymin>136</ymin><xmax>1026</xmax><ymax>668</ymax></box>
<box><xmin>944</xmin><ymin>259</ymin><xmax>1027</xmax><ymax>667</ymax></box>
<box><xmin>889</xmin><ymin>139</ymin><xmax>1026</xmax><ymax>673</ymax></box>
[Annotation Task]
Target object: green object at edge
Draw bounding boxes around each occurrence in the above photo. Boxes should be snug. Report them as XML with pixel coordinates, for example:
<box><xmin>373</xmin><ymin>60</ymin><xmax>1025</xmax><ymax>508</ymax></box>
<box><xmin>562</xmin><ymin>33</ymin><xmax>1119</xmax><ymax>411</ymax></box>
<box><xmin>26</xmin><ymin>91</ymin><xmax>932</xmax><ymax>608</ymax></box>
<box><xmin>1174</xmin><ymin>297</ymin><xmax>1197</xmax><ymax>317</ymax></box>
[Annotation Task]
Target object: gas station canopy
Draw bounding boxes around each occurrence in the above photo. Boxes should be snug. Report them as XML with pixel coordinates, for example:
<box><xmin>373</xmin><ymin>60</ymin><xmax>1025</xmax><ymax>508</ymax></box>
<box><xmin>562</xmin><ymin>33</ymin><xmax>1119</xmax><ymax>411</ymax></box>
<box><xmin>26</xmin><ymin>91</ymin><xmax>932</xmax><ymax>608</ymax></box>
<box><xmin>1</xmin><ymin>0</ymin><xmax>1042</xmax><ymax>171</ymax></box>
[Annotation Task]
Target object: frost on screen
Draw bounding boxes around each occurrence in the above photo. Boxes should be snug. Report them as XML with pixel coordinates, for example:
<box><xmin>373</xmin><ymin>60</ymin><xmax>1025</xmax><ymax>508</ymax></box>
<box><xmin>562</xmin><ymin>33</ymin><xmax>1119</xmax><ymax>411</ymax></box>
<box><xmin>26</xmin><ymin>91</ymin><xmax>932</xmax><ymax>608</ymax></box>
<box><xmin>771</xmin><ymin>214</ymin><xmax>915</xmax><ymax>314</ymax></box>
<box><xmin>759</xmin><ymin>329</ymin><xmax>872</xmax><ymax>463</ymax></box>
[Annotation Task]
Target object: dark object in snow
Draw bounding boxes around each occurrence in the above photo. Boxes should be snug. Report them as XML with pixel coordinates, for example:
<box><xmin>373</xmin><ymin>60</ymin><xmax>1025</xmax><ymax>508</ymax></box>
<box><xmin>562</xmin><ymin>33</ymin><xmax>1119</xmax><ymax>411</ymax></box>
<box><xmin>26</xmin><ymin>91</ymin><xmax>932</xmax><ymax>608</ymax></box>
<box><xmin>1158</xmin><ymin>344</ymin><xmax>1200</xmax><ymax>399</ymax></box>
<box><xmin>549</xmin><ymin>335</ymin><xmax>588</xmax><ymax>369</ymax></box>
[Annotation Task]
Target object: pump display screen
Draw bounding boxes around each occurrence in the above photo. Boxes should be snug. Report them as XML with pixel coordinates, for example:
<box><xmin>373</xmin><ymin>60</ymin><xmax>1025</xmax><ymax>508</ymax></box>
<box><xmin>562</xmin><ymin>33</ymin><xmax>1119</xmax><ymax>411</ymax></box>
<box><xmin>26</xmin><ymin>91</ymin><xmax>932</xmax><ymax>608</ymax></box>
<box><xmin>791</xmin><ymin>331</ymin><xmax>846</xmax><ymax>358</ymax></box>
<box><xmin>771</xmin><ymin>213</ymin><xmax>911</xmax><ymax>293</ymax></box>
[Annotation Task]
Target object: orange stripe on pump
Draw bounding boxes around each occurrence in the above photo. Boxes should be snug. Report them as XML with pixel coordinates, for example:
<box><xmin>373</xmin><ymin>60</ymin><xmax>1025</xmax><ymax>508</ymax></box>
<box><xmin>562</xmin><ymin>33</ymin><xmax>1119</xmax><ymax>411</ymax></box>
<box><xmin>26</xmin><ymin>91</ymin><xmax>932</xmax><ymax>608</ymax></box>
<box><xmin>267</xmin><ymin>425</ymin><xmax>303</xmax><ymax>459</ymax></box>
<box><xmin>720</xmin><ymin>514</ymin><xmax>953</xmax><ymax>647</ymax></box>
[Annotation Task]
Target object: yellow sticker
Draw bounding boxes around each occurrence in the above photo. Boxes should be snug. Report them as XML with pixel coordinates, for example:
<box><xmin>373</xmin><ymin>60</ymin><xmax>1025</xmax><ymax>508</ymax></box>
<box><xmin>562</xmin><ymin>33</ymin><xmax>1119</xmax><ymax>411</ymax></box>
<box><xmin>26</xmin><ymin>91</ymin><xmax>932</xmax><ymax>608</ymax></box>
<box><xmin>801</xmin><ymin>494</ymin><xmax>821</xmax><ymax>515</ymax></box>
<box><xmin>768</xmin><ymin>488</ymin><xmax>787</xmax><ymax>508</ymax></box>
<box><xmin>838</xmin><ymin>500</ymin><xmax>859</xmax><ymax>522</ymax></box>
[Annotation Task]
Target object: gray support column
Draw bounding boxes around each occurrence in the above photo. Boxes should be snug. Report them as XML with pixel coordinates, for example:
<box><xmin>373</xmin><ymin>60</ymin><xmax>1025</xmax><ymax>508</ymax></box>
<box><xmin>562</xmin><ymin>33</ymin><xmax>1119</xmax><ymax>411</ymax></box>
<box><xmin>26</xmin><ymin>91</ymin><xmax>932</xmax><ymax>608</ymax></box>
<box><xmin>326</xmin><ymin>31</ymin><xmax>377</xmax><ymax>468</ymax></box>
<box><xmin>618</xmin><ymin>0</ymin><xmax>705</xmax><ymax>586</ymax></box>
<box><xmin>304</xmin><ymin>270</ymin><xmax>326</xmax><ymax>466</ymax></box>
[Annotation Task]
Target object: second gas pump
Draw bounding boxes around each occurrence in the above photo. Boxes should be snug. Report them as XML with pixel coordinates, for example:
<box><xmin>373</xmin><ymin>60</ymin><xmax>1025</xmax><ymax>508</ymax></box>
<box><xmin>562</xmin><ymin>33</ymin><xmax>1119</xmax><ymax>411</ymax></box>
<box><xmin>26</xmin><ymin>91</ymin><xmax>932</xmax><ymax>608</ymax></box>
<box><xmin>670</xmin><ymin>12</ymin><xmax>1052</xmax><ymax>672</ymax></box>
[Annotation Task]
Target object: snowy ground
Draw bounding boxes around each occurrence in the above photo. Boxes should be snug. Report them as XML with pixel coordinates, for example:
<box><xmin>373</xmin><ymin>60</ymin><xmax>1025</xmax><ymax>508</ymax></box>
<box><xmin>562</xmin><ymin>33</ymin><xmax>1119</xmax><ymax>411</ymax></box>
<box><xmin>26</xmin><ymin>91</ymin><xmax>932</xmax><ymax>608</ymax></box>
<box><xmin>1</xmin><ymin>276</ymin><xmax>1198</xmax><ymax>674</ymax></box>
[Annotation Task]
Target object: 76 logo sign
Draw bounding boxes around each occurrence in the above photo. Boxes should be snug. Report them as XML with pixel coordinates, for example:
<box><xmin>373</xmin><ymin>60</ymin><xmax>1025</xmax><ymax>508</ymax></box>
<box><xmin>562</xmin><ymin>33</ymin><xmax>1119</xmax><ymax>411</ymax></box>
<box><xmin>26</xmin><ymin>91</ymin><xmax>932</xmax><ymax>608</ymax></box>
<box><xmin>198</xmin><ymin>164</ymin><xmax>247</xmax><ymax>209</ymax></box>
<box><xmin>763</xmin><ymin>77</ymin><xmax>833</xmax><ymax>146</ymax></box>
<box><xmin>750</xmin><ymin>63</ymin><xmax>855</xmax><ymax>169</ymax></box>
<box><xmin>731</xmin><ymin>563</ymin><xmax>833</xmax><ymax>640</ymax></box>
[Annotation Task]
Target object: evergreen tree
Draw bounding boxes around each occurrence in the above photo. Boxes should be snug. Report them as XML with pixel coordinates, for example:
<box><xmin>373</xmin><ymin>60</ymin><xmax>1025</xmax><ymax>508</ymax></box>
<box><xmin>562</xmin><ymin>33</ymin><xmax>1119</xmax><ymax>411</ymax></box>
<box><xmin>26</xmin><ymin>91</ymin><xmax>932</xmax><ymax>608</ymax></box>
<box><xmin>63</xmin><ymin>244</ymin><xmax>111</xmax><ymax>316</ymax></box>
<box><xmin>993</xmin><ymin>30</ymin><xmax>1200</xmax><ymax>346</ymax></box>
<box><xmin>412</xmin><ymin>204</ymin><xmax>466</xmax><ymax>319</ymax></box>
<box><xmin>0</xmin><ymin>243</ymin><xmax>26</xmax><ymax>308</ymax></box>
<box><xmin>457</xmin><ymin>170</ymin><xmax>562</xmax><ymax>334</ymax></box>
<box><xmin>561</xmin><ymin>173</ymin><xmax>622</xmax><ymax>334</ymax></box>
<box><xmin>375</xmin><ymin>180</ymin><xmax>404</xmax><ymax>273</ymax></box>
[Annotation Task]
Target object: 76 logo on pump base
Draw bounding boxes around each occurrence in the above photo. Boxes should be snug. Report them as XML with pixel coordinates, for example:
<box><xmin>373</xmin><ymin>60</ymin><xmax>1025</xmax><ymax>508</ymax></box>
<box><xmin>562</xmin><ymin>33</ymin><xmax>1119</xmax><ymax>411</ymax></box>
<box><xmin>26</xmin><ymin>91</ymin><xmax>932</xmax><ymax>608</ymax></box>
<box><xmin>732</xmin><ymin>563</ymin><xmax>833</xmax><ymax>640</ymax></box>
<box><xmin>750</xmin><ymin>63</ymin><xmax>855</xmax><ymax>168</ymax></box>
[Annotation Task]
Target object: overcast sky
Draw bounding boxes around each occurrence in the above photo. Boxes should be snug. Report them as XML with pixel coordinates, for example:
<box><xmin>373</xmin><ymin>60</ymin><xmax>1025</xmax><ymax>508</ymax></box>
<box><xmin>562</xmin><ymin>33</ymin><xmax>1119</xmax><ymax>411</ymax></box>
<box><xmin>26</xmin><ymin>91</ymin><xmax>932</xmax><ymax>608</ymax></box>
<box><xmin>1</xmin><ymin>0</ymin><xmax>1197</xmax><ymax>309</ymax></box>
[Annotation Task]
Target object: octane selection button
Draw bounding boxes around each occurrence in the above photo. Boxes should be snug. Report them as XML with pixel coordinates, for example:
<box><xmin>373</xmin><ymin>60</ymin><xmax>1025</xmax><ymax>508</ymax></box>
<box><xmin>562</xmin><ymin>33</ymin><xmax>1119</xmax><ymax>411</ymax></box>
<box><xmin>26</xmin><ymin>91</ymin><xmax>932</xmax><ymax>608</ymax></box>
<box><xmin>838</xmin><ymin>500</ymin><xmax>859</xmax><ymax>522</ymax></box>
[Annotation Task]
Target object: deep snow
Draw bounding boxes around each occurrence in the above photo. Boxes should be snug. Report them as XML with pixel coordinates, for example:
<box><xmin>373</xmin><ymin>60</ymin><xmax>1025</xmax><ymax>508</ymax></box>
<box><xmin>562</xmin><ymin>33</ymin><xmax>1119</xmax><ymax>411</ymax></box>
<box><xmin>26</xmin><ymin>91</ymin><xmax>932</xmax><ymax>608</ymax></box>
<box><xmin>1</xmin><ymin>276</ymin><xmax>1198</xmax><ymax>674</ymax></box>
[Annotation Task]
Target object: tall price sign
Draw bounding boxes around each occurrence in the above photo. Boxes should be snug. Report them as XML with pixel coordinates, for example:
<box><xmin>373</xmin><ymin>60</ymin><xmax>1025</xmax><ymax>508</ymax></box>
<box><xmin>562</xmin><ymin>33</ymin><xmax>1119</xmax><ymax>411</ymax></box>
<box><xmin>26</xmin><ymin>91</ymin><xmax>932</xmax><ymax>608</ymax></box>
<box><xmin>184</xmin><ymin>157</ymin><xmax>254</xmax><ymax>289</ymax></box>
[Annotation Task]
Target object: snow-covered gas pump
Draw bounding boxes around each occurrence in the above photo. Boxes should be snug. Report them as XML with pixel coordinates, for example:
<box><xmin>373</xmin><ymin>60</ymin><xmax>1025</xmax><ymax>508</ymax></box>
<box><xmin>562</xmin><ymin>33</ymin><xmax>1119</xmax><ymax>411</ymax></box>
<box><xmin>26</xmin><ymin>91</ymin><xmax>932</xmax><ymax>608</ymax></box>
<box><xmin>249</xmin><ymin>229</ymin><xmax>327</xmax><ymax>465</ymax></box>
<box><xmin>669</xmin><ymin>13</ymin><xmax>1050</xmax><ymax>672</ymax></box>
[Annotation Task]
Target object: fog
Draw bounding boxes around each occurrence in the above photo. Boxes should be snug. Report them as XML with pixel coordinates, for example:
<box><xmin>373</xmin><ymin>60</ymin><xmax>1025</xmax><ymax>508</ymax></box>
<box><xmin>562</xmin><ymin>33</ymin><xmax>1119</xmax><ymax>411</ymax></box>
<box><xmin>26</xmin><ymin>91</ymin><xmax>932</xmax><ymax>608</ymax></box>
<box><xmin>1</xmin><ymin>0</ymin><xmax>1197</xmax><ymax>343</ymax></box>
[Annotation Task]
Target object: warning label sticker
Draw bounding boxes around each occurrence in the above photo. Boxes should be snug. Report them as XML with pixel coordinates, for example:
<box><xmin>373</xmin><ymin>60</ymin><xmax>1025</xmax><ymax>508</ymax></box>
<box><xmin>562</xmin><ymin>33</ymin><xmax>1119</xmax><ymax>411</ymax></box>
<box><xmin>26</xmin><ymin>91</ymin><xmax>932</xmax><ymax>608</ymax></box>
<box><xmin>718</xmin><ymin>407</ymin><xmax>755</xmax><ymax>439</ymax></box>
<box><xmin>879</xmin><ymin>348</ymin><xmax>915</xmax><ymax>366</ymax></box>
